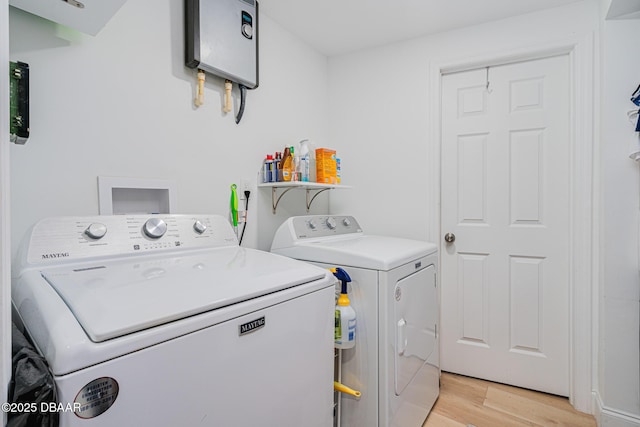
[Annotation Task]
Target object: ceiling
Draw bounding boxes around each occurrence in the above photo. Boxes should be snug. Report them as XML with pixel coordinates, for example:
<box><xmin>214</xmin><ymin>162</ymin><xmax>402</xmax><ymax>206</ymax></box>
<box><xmin>607</xmin><ymin>0</ymin><xmax>640</xmax><ymax>19</ymax></box>
<box><xmin>259</xmin><ymin>0</ymin><xmax>586</xmax><ymax>56</ymax></box>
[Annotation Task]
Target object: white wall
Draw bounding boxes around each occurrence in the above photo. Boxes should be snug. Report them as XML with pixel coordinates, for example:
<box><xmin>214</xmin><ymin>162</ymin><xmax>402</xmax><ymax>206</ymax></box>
<box><xmin>8</xmin><ymin>0</ymin><xmax>330</xmax><ymax>255</ymax></box>
<box><xmin>598</xmin><ymin>16</ymin><xmax>640</xmax><ymax>425</ymax></box>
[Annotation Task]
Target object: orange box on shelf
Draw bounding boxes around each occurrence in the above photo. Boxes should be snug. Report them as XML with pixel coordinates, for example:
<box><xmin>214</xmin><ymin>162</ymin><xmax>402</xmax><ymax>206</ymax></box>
<box><xmin>315</xmin><ymin>148</ymin><xmax>337</xmax><ymax>184</ymax></box>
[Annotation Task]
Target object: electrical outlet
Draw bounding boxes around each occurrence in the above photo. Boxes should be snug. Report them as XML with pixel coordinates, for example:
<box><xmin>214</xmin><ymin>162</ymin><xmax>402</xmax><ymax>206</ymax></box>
<box><xmin>240</xmin><ymin>179</ymin><xmax>251</xmax><ymax>200</ymax></box>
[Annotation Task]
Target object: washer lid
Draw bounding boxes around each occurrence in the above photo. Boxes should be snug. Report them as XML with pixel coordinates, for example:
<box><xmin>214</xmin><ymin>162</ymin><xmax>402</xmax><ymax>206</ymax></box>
<box><xmin>279</xmin><ymin>235</ymin><xmax>437</xmax><ymax>270</ymax></box>
<box><xmin>41</xmin><ymin>247</ymin><xmax>326</xmax><ymax>342</ymax></box>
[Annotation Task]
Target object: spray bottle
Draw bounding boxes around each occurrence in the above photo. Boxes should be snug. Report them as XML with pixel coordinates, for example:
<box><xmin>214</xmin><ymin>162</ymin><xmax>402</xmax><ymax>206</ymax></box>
<box><xmin>333</xmin><ymin>267</ymin><xmax>356</xmax><ymax>349</ymax></box>
<box><xmin>298</xmin><ymin>139</ymin><xmax>310</xmax><ymax>182</ymax></box>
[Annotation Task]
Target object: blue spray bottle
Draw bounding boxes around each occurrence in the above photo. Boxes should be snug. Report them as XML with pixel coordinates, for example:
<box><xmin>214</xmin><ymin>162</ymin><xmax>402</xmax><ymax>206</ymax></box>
<box><xmin>333</xmin><ymin>267</ymin><xmax>356</xmax><ymax>349</ymax></box>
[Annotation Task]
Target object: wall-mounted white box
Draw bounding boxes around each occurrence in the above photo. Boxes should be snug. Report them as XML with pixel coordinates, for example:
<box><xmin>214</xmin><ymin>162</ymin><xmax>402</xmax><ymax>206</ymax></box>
<box><xmin>98</xmin><ymin>176</ymin><xmax>177</xmax><ymax>215</ymax></box>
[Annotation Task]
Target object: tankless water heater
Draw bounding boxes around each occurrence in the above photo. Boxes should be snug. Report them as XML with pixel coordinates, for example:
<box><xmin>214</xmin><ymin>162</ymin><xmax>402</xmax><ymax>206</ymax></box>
<box><xmin>185</xmin><ymin>0</ymin><xmax>259</xmax><ymax>89</ymax></box>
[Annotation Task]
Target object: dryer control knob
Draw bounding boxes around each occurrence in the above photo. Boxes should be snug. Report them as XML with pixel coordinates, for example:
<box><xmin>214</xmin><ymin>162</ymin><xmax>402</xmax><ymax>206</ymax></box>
<box><xmin>85</xmin><ymin>223</ymin><xmax>107</xmax><ymax>239</ymax></box>
<box><xmin>307</xmin><ymin>220</ymin><xmax>317</xmax><ymax>230</ymax></box>
<box><xmin>193</xmin><ymin>220</ymin><xmax>207</xmax><ymax>234</ymax></box>
<box><xmin>342</xmin><ymin>218</ymin><xmax>351</xmax><ymax>227</ymax></box>
<box><xmin>326</xmin><ymin>217</ymin><xmax>337</xmax><ymax>230</ymax></box>
<box><xmin>143</xmin><ymin>218</ymin><xmax>167</xmax><ymax>239</ymax></box>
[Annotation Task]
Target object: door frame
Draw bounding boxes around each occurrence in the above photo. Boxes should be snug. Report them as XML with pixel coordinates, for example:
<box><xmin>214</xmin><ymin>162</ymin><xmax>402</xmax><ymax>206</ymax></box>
<box><xmin>1</xmin><ymin>0</ymin><xmax>11</xmax><ymax>421</ymax></box>
<box><xmin>426</xmin><ymin>34</ymin><xmax>597</xmax><ymax>413</ymax></box>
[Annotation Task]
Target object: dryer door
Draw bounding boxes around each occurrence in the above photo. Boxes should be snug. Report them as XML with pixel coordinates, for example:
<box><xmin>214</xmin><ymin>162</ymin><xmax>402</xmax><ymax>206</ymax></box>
<box><xmin>394</xmin><ymin>265</ymin><xmax>437</xmax><ymax>395</ymax></box>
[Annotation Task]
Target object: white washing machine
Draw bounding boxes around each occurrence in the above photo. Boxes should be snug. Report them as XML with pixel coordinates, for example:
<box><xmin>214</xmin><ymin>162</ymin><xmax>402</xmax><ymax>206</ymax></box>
<box><xmin>271</xmin><ymin>215</ymin><xmax>439</xmax><ymax>427</ymax></box>
<box><xmin>12</xmin><ymin>214</ymin><xmax>335</xmax><ymax>426</ymax></box>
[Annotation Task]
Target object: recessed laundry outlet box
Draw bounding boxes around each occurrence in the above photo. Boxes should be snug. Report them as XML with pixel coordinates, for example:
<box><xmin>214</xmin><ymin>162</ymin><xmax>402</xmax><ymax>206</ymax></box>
<box><xmin>98</xmin><ymin>176</ymin><xmax>177</xmax><ymax>215</ymax></box>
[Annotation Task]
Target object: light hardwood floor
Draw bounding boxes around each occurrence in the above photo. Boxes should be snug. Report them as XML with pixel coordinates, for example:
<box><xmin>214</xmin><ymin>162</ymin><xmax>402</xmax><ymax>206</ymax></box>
<box><xmin>423</xmin><ymin>372</ymin><xmax>596</xmax><ymax>427</ymax></box>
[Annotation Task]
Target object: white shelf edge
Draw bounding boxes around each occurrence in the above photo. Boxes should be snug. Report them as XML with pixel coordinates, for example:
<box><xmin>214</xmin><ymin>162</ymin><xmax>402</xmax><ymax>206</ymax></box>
<box><xmin>258</xmin><ymin>182</ymin><xmax>351</xmax><ymax>189</ymax></box>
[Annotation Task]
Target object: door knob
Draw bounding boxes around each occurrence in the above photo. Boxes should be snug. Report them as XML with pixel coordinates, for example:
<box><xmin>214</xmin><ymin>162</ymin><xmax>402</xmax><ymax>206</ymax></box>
<box><xmin>444</xmin><ymin>233</ymin><xmax>456</xmax><ymax>243</ymax></box>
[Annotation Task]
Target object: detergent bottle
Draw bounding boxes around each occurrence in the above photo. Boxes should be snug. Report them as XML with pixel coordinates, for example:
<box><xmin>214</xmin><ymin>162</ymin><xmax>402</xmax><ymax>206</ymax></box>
<box><xmin>333</xmin><ymin>267</ymin><xmax>356</xmax><ymax>349</ymax></box>
<box><xmin>281</xmin><ymin>147</ymin><xmax>292</xmax><ymax>182</ymax></box>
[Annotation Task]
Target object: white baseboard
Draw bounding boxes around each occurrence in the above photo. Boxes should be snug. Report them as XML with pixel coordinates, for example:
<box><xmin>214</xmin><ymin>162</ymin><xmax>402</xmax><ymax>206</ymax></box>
<box><xmin>593</xmin><ymin>391</ymin><xmax>640</xmax><ymax>427</ymax></box>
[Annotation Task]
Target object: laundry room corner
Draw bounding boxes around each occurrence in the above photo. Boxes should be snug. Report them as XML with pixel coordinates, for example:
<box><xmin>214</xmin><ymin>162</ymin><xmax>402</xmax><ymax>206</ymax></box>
<box><xmin>7</xmin><ymin>0</ymin><xmax>331</xmax><ymax>259</ymax></box>
<box><xmin>5</xmin><ymin>0</ymin><xmax>640</xmax><ymax>425</ymax></box>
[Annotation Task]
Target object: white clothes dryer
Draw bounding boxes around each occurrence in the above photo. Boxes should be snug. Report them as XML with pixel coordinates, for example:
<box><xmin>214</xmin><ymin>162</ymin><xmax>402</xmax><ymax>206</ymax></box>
<box><xmin>271</xmin><ymin>215</ymin><xmax>439</xmax><ymax>427</ymax></box>
<box><xmin>12</xmin><ymin>214</ymin><xmax>335</xmax><ymax>427</ymax></box>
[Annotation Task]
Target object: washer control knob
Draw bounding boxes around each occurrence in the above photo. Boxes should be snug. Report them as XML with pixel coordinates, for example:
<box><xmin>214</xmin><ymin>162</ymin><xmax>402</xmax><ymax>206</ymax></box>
<box><xmin>84</xmin><ymin>223</ymin><xmax>107</xmax><ymax>239</ymax></box>
<box><xmin>342</xmin><ymin>217</ymin><xmax>351</xmax><ymax>227</ymax></box>
<box><xmin>193</xmin><ymin>220</ymin><xmax>207</xmax><ymax>234</ymax></box>
<box><xmin>307</xmin><ymin>220</ymin><xmax>317</xmax><ymax>230</ymax></box>
<box><xmin>326</xmin><ymin>217</ymin><xmax>337</xmax><ymax>230</ymax></box>
<box><xmin>143</xmin><ymin>218</ymin><xmax>167</xmax><ymax>239</ymax></box>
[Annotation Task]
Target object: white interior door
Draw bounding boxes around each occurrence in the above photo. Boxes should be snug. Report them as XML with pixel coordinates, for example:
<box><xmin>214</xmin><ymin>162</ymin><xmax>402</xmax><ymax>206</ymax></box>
<box><xmin>440</xmin><ymin>55</ymin><xmax>570</xmax><ymax>396</ymax></box>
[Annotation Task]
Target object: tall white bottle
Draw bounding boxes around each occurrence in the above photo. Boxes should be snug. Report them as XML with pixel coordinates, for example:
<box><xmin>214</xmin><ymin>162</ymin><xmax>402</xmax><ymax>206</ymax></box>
<box><xmin>299</xmin><ymin>139</ymin><xmax>312</xmax><ymax>182</ymax></box>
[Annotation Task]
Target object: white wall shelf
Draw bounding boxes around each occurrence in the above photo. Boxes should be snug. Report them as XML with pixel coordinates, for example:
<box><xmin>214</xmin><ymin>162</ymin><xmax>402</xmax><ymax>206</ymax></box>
<box><xmin>258</xmin><ymin>182</ymin><xmax>351</xmax><ymax>214</ymax></box>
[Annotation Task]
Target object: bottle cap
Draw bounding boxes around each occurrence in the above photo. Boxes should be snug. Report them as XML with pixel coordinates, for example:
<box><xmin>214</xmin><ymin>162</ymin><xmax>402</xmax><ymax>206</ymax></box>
<box><xmin>337</xmin><ymin>293</ymin><xmax>350</xmax><ymax>306</ymax></box>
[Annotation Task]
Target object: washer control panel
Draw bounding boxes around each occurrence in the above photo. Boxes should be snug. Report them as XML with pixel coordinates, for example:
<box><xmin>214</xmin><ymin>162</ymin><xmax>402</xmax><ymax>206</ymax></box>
<box><xmin>24</xmin><ymin>214</ymin><xmax>238</xmax><ymax>265</ymax></box>
<box><xmin>291</xmin><ymin>215</ymin><xmax>362</xmax><ymax>239</ymax></box>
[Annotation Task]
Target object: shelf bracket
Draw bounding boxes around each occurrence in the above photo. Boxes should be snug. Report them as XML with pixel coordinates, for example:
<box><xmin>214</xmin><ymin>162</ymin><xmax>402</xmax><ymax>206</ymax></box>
<box><xmin>263</xmin><ymin>183</ymin><xmax>346</xmax><ymax>214</ymax></box>
<box><xmin>271</xmin><ymin>186</ymin><xmax>295</xmax><ymax>214</ymax></box>
<box><xmin>306</xmin><ymin>188</ymin><xmax>331</xmax><ymax>213</ymax></box>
